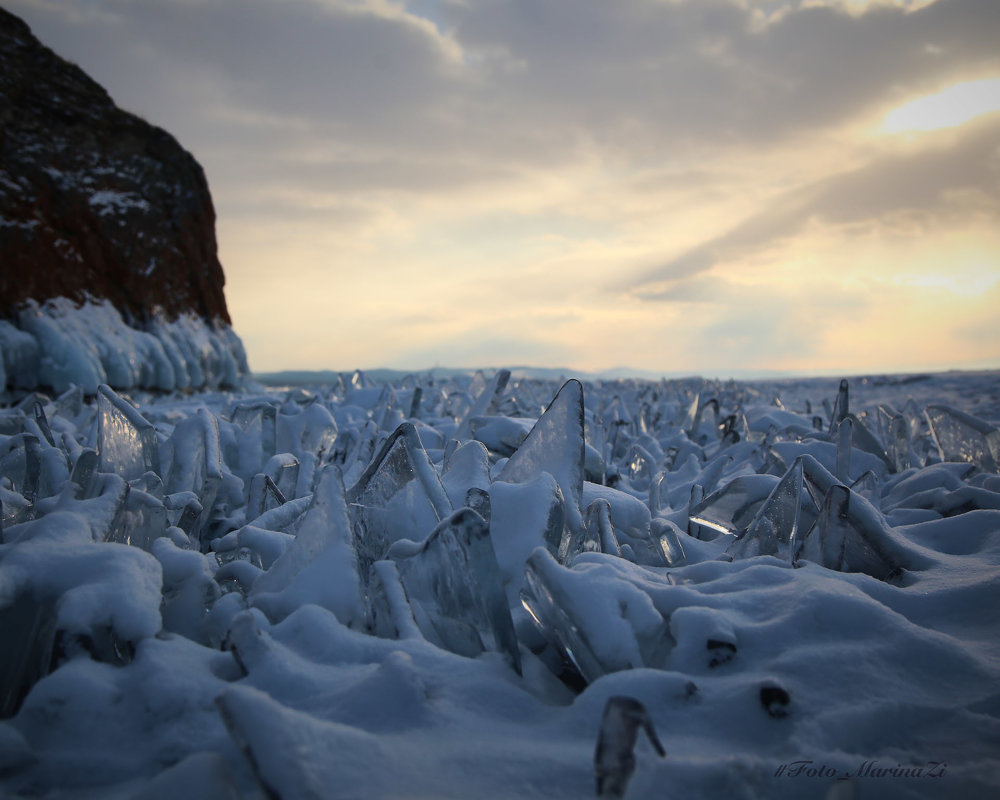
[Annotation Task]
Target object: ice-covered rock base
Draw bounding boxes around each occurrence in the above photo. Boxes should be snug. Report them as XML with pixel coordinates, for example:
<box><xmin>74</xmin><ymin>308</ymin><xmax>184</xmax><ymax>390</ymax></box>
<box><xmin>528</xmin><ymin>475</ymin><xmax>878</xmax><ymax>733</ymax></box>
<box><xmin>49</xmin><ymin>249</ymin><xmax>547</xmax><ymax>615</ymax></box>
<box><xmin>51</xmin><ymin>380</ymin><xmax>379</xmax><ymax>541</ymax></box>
<box><xmin>1</xmin><ymin>298</ymin><xmax>248</xmax><ymax>395</ymax></box>
<box><xmin>1</xmin><ymin>369</ymin><xmax>999</xmax><ymax>799</ymax></box>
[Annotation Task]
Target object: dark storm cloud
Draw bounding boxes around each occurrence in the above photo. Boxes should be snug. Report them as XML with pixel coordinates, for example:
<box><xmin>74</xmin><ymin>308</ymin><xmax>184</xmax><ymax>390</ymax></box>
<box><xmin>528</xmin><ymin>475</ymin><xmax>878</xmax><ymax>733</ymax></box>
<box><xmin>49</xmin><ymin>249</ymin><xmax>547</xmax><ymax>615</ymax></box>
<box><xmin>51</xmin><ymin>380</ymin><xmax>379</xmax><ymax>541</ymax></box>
<box><xmin>11</xmin><ymin>0</ymin><xmax>1000</xmax><ymax>162</ymax></box>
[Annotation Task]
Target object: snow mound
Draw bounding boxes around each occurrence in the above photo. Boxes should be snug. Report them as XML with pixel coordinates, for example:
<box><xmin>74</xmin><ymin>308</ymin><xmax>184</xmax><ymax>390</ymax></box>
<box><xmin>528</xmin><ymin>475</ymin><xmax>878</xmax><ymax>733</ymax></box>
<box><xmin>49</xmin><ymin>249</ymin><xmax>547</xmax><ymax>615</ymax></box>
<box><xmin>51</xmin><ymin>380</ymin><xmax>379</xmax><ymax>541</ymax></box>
<box><xmin>1</xmin><ymin>369</ymin><xmax>999</xmax><ymax>798</ymax></box>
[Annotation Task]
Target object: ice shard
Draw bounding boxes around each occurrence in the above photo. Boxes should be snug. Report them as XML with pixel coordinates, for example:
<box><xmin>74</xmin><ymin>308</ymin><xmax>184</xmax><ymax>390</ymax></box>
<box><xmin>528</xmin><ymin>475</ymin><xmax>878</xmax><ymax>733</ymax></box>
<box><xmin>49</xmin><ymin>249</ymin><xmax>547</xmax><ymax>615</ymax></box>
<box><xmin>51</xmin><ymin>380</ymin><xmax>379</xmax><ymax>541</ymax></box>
<box><xmin>346</xmin><ymin>422</ymin><xmax>452</xmax><ymax>578</ymax></box>
<box><xmin>368</xmin><ymin>559</ymin><xmax>422</xmax><ymax>641</ymax></box>
<box><xmin>456</xmin><ymin>368</ymin><xmax>510</xmax><ymax>437</ymax></box>
<box><xmin>281</xmin><ymin>401</ymin><xmax>338</xmax><ymax>461</ymax></box>
<box><xmin>262</xmin><ymin>453</ymin><xmax>300</xmax><ymax>505</ymax></box>
<box><xmin>796</xmin><ymin>485</ymin><xmax>914</xmax><ymax>579</ymax></box>
<box><xmin>0</xmin><ymin>433</ymin><xmax>40</xmax><ymax>503</ymax></box>
<box><xmin>252</xmin><ymin>464</ymin><xmax>365</xmax><ymax>626</ymax></box>
<box><xmin>162</xmin><ymin>408</ymin><xmax>222</xmax><ymax>542</ymax></box>
<box><xmin>105</xmin><ymin>485</ymin><xmax>167</xmax><ymax>551</ymax></box>
<box><xmin>0</xmin><ymin>591</ymin><xmax>57</xmax><ymax>718</ymax></box>
<box><xmin>97</xmin><ymin>384</ymin><xmax>161</xmax><ymax>481</ymax></box>
<box><xmin>829</xmin><ymin>378</ymin><xmax>849</xmax><ymax>432</ymax></box>
<box><xmin>558</xmin><ymin>499</ymin><xmax>602</xmax><ymax>565</ymax></box>
<box><xmin>884</xmin><ymin>411</ymin><xmax>911</xmax><ymax>473</ymax></box>
<box><xmin>387</xmin><ymin>508</ymin><xmax>521</xmax><ymax>674</ymax></box>
<box><xmin>925</xmin><ymin>405</ymin><xmax>1000</xmax><ymax>472</ymax></box>
<box><xmin>499</xmin><ymin>379</ymin><xmax>586</xmax><ymax>531</ymax></box>
<box><xmin>624</xmin><ymin>443</ymin><xmax>656</xmax><ymax>493</ymax></box>
<box><xmin>229</xmin><ymin>402</ymin><xmax>277</xmax><ymax>479</ymax></box>
<box><xmin>836</xmin><ymin>416</ymin><xmax>853</xmax><ymax>482</ymax></box>
<box><xmin>522</xmin><ymin>551</ymin><xmax>608</xmax><ymax>684</ymax></box>
<box><xmin>246</xmin><ymin>473</ymin><xmax>287</xmax><ymax>521</ymax></box>
<box><xmin>688</xmin><ymin>475</ymin><xmax>780</xmax><ymax>537</ymax></box>
<box><xmin>726</xmin><ymin>458</ymin><xmax>816</xmax><ymax>560</ymax></box>
<box><xmin>585</xmin><ymin>498</ymin><xmax>621</xmax><ymax>557</ymax></box>
<box><xmin>594</xmin><ymin>696</ymin><xmax>666</xmax><ymax>798</ymax></box>
<box><xmin>32</xmin><ymin>402</ymin><xmax>56</xmax><ymax>448</ymax></box>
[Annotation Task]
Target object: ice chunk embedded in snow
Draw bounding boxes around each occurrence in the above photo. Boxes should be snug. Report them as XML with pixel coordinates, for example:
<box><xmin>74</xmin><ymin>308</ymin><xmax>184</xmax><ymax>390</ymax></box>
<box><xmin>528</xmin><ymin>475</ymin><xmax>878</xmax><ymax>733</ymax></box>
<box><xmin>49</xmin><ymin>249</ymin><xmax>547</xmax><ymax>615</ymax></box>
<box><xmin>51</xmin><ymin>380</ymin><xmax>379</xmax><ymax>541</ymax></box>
<box><xmin>727</xmin><ymin>458</ymin><xmax>817</xmax><ymax>560</ymax></box>
<box><xmin>925</xmin><ymin>404</ymin><xmax>1000</xmax><ymax>472</ymax></box>
<box><xmin>594</xmin><ymin>696</ymin><xmax>665</xmax><ymax>798</ymax></box>
<box><xmin>688</xmin><ymin>474</ymin><xmax>780</xmax><ymax>537</ymax></box>
<box><xmin>499</xmin><ymin>379</ymin><xmax>586</xmax><ymax>531</ymax></box>
<box><xmin>346</xmin><ymin>422</ymin><xmax>452</xmax><ymax>578</ymax></box>
<box><xmin>387</xmin><ymin>507</ymin><xmax>521</xmax><ymax>673</ymax></box>
<box><xmin>252</xmin><ymin>464</ymin><xmax>364</xmax><ymax>627</ymax></box>
<box><xmin>97</xmin><ymin>385</ymin><xmax>160</xmax><ymax>481</ymax></box>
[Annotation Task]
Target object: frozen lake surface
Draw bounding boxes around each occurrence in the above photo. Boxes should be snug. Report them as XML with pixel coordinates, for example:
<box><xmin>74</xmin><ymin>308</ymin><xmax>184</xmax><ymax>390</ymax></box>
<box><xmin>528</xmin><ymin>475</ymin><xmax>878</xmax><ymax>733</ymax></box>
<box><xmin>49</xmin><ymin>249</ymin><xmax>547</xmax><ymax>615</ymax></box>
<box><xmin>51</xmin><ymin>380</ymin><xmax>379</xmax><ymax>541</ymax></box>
<box><xmin>2</xmin><ymin>368</ymin><xmax>999</xmax><ymax>799</ymax></box>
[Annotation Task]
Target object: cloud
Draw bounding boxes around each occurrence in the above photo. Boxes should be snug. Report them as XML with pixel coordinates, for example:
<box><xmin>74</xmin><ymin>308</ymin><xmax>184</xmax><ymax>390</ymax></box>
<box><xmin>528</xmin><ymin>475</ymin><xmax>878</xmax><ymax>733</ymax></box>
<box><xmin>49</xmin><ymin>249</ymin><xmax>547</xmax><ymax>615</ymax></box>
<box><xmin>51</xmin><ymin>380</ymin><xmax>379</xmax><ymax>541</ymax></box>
<box><xmin>628</xmin><ymin>114</ymin><xmax>1000</xmax><ymax>295</ymax></box>
<box><xmin>6</xmin><ymin>0</ymin><xmax>999</xmax><ymax>375</ymax></box>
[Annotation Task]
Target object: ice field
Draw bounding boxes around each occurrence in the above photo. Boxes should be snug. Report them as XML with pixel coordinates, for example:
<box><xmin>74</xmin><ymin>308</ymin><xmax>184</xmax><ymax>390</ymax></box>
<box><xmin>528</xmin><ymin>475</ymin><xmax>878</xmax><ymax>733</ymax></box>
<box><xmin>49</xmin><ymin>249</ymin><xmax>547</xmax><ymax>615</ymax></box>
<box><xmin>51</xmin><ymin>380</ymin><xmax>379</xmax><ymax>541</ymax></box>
<box><xmin>2</xmin><ymin>367</ymin><xmax>999</xmax><ymax>799</ymax></box>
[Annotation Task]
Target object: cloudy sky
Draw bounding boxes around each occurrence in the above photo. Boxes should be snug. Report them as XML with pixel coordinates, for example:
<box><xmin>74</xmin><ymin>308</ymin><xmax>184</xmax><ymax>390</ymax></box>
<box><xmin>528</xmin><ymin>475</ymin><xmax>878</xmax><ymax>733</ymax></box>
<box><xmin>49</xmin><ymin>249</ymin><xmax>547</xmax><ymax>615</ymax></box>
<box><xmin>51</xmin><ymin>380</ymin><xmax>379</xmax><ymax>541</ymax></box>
<box><xmin>8</xmin><ymin>0</ymin><xmax>1000</xmax><ymax>377</ymax></box>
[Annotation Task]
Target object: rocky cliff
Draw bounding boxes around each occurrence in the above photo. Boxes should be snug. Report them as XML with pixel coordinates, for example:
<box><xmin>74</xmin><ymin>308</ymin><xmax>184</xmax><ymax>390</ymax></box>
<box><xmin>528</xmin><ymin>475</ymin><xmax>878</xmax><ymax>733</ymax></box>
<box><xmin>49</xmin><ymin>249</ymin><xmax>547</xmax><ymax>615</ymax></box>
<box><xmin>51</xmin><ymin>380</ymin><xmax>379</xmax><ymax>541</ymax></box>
<box><xmin>0</xmin><ymin>8</ymin><xmax>247</xmax><ymax>394</ymax></box>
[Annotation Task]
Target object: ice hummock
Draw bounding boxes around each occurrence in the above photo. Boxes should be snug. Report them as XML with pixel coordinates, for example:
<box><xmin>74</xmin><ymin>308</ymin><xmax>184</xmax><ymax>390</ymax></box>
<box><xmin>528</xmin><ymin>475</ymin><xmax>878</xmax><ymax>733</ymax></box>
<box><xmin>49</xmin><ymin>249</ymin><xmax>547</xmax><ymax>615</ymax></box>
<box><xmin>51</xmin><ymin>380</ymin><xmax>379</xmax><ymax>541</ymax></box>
<box><xmin>1</xmin><ymin>370</ymin><xmax>999</xmax><ymax>798</ymax></box>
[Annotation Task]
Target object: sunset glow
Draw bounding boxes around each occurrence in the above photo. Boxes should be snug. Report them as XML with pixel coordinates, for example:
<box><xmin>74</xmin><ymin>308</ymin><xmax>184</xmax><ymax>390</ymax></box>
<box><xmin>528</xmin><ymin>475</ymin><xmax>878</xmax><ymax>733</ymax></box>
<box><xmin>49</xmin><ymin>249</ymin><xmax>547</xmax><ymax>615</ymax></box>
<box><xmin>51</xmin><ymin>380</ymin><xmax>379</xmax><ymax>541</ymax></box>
<box><xmin>882</xmin><ymin>77</ymin><xmax>1000</xmax><ymax>133</ymax></box>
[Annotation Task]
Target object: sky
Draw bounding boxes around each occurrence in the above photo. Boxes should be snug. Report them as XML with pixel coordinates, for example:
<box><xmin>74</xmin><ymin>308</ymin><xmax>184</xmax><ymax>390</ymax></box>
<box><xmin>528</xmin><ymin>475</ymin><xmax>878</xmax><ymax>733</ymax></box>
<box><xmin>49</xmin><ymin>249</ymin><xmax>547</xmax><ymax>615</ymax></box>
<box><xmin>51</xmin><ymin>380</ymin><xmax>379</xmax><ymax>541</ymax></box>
<box><xmin>7</xmin><ymin>0</ymin><xmax>1000</xmax><ymax>378</ymax></box>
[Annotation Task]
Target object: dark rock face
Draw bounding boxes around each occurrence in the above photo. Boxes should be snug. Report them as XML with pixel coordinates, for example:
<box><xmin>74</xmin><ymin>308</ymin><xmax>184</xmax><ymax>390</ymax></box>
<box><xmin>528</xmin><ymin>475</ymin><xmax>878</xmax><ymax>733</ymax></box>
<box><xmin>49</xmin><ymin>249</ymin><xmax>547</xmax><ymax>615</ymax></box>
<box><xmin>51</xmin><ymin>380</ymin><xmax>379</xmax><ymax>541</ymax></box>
<box><xmin>0</xmin><ymin>7</ymin><xmax>230</xmax><ymax>327</ymax></box>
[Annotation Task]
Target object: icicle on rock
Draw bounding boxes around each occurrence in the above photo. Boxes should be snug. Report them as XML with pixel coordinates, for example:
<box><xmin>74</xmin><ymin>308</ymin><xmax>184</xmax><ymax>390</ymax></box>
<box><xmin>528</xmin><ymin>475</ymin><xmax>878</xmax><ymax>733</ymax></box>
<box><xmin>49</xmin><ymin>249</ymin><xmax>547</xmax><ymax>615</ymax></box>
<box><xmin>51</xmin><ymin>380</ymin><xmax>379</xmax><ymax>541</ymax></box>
<box><xmin>386</xmin><ymin>507</ymin><xmax>521</xmax><ymax>674</ymax></box>
<box><xmin>594</xmin><ymin>696</ymin><xmax>666</xmax><ymax>798</ymax></box>
<box><xmin>97</xmin><ymin>384</ymin><xmax>160</xmax><ymax>481</ymax></box>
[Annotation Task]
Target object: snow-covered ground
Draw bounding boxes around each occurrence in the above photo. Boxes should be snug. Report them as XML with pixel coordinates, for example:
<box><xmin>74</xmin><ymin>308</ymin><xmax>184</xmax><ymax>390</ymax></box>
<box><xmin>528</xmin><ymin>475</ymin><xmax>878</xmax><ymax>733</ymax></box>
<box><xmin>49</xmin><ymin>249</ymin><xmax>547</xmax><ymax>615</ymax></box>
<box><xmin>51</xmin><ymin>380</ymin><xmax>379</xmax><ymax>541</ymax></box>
<box><xmin>1</xmin><ymin>368</ymin><xmax>999</xmax><ymax>799</ymax></box>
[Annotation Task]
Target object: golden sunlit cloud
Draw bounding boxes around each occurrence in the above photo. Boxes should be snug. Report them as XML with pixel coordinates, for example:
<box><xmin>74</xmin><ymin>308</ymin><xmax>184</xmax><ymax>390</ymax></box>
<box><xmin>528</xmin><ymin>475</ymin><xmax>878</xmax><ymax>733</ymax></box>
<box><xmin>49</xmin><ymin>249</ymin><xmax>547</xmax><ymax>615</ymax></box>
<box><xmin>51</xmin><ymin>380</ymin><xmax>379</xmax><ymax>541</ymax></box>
<box><xmin>882</xmin><ymin>77</ymin><xmax>1000</xmax><ymax>133</ymax></box>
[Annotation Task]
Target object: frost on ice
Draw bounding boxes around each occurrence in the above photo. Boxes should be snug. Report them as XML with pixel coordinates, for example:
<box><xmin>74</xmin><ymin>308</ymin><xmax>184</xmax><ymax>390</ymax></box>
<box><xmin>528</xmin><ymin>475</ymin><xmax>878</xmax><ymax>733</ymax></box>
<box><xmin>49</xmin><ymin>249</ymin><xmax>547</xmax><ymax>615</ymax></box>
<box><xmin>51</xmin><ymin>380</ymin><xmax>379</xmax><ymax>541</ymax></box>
<box><xmin>1</xmin><ymin>369</ymin><xmax>1000</xmax><ymax>797</ymax></box>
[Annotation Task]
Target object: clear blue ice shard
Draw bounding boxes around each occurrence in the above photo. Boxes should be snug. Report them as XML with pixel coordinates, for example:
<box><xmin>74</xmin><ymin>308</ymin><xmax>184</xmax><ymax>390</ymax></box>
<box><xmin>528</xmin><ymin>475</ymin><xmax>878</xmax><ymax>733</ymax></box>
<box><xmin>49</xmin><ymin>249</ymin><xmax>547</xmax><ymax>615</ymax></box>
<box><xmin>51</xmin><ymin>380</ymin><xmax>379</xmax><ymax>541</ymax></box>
<box><xmin>688</xmin><ymin>475</ymin><xmax>780</xmax><ymax>537</ymax></box>
<box><xmin>105</xmin><ymin>484</ymin><xmax>167</xmax><ymax>551</ymax></box>
<box><xmin>594</xmin><ymin>696</ymin><xmax>666</xmax><ymax>798</ymax></box>
<box><xmin>230</xmin><ymin>402</ymin><xmax>277</xmax><ymax>480</ymax></box>
<box><xmin>246</xmin><ymin>473</ymin><xmax>287</xmax><ymax>520</ymax></box>
<box><xmin>368</xmin><ymin>560</ymin><xmax>422</xmax><ymax>640</ymax></box>
<box><xmin>346</xmin><ymin>422</ymin><xmax>452</xmax><ymax>579</ymax></box>
<box><xmin>387</xmin><ymin>508</ymin><xmax>521</xmax><ymax>674</ymax></box>
<box><xmin>499</xmin><ymin>379</ymin><xmax>586</xmax><ymax>531</ymax></box>
<box><xmin>558</xmin><ymin>498</ymin><xmax>602</xmax><ymax>564</ymax></box>
<box><xmin>925</xmin><ymin>405</ymin><xmax>1000</xmax><ymax>472</ymax></box>
<box><xmin>0</xmin><ymin>433</ymin><xmax>41</xmax><ymax>503</ymax></box>
<box><xmin>97</xmin><ymin>384</ymin><xmax>160</xmax><ymax>481</ymax></box>
<box><xmin>727</xmin><ymin>458</ymin><xmax>816</xmax><ymax>559</ymax></box>
<box><xmin>262</xmin><ymin>453</ymin><xmax>300</xmax><ymax>505</ymax></box>
<box><xmin>797</xmin><ymin>485</ymin><xmax>913</xmax><ymax>579</ymax></box>
<box><xmin>521</xmin><ymin>549</ymin><xmax>606</xmax><ymax>684</ymax></box>
<box><xmin>252</xmin><ymin>464</ymin><xmax>364</xmax><ymax>626</ymax></box>
<box><xmin>829</xmin><ymin>379</ymin><xmax>849</xmax><ymax>432</ymax></box>
<box><xmin>162</xmin><ymin>408</ymin><xmax>222</xmax><ymax>542</ymax></box>
<box><xmin>586</xmin><ymin>498</ymin><xmax>621</xmax><ymax>557</ymax></box>
<box><xmin>456</xmin><ymin>368</ymin><xmax>510</xmax><ymax>437</ymax></box>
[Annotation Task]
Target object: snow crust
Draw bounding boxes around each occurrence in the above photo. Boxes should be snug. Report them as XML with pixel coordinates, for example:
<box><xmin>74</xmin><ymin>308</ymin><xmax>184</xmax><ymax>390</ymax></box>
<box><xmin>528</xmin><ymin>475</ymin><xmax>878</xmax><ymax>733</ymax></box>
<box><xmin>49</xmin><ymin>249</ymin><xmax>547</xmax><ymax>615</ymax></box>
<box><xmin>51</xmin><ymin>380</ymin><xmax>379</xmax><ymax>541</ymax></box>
<box><xmin>1</xmin><ymin>368</ymin><xmax>999</xmax><ymax>799</ymax></box>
